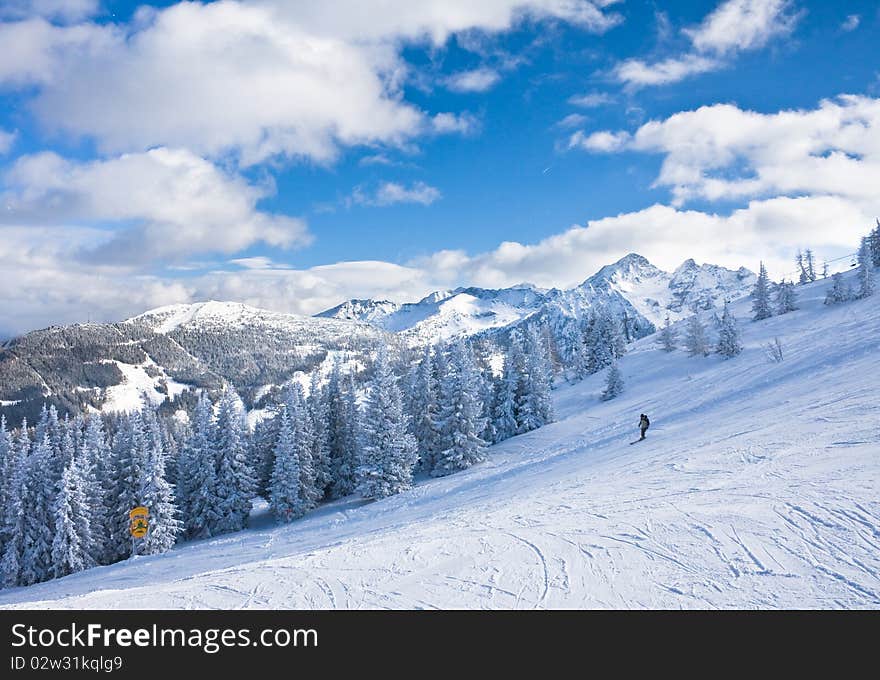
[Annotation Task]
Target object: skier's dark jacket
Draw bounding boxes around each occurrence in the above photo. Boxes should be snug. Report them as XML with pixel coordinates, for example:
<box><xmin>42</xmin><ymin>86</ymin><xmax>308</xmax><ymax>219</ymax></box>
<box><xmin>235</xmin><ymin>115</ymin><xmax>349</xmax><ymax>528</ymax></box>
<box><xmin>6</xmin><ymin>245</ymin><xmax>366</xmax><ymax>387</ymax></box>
<box><xmin>639</xmin><ymin>414</ymin><xmax>650</xmax><ymax>431</ymax></box>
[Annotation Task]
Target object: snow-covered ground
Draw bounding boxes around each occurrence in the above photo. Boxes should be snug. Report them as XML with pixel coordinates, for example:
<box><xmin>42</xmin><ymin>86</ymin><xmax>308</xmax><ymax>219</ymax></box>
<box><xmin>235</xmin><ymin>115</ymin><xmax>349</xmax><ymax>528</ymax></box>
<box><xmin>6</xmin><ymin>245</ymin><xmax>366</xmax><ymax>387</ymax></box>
<box><xmin>2</xmin><ymin>274</ymin><xmax>877</xmax><ymax>609</ymax></box>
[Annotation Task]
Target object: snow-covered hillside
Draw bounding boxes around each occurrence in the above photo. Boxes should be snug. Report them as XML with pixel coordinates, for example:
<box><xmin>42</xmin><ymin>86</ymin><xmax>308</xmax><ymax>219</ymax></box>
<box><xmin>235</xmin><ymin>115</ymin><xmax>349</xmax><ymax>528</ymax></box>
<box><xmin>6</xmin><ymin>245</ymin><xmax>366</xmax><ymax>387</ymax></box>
<box><xmin>2</xmin><ymin>271</ymin><xmax>877</xmax><ymax>610</ymax></box>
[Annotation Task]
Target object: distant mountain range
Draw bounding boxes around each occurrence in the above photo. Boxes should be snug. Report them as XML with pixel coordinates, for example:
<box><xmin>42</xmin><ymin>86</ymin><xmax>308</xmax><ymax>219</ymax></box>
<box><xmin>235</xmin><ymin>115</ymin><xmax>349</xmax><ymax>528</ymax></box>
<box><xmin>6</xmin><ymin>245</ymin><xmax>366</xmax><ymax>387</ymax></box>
<box><xmin>319</xmin><ymin>253</ymin><xmax>755</xmax><ymax>343</ymax></box>
<box><xmin>0</xmin><ymin>254</ymin><xmax>754</xmax><ymax>426</ymax></box>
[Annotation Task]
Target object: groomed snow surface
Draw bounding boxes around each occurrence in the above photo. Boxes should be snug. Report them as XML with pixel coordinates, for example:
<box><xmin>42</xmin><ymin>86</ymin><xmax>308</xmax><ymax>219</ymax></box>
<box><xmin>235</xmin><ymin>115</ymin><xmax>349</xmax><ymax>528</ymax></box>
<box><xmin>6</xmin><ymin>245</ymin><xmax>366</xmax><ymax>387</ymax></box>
<box><xmin>2</xmin><ymin>274</ymin><xmax>878</xmax><ymax>609</ymax></box>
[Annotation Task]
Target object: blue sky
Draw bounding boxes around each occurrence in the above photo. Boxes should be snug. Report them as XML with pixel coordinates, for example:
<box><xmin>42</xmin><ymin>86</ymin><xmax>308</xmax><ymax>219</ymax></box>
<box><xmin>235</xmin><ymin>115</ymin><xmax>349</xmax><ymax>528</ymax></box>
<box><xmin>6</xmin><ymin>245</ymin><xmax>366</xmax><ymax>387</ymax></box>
<box><xmin>1</xmin><ymin>0</ymin><xmax>879</xmax><ymax>335</ymax></box>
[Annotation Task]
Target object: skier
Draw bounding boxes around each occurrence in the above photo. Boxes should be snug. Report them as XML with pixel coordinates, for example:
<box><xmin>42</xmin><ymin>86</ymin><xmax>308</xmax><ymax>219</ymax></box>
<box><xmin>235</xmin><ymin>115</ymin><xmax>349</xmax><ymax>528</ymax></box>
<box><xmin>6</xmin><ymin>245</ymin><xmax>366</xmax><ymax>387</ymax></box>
<box><xmin>638</xmin><ymin>413</ymin><xmax>650</xmax><ymax>441</ymax></box>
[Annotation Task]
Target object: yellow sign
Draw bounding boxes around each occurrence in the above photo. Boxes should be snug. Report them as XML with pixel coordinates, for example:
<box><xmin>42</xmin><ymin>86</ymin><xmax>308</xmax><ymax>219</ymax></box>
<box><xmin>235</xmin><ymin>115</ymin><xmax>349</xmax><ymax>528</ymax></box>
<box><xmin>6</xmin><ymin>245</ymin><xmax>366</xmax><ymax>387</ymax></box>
<box><xmin>129</xmin><ymin>506</ymin><xmax>149</xmax><ymax>539</ymax></box>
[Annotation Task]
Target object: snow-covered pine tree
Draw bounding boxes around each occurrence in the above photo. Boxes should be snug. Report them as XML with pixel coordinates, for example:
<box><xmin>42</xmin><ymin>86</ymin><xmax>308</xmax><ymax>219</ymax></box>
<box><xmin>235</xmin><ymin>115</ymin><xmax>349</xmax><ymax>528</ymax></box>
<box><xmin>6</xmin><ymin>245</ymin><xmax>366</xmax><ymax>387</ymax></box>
<box><xmin>407</xmin><ymin>346</ymin><xmax>441</xmax><ymax>472</ymax></box>
<box><xmin>285</xmin><ymin>383</ymin><xmax>320</xmax><ymax>512</ymax></box>
<box><xmin>804</xmin><ymin>249</ymin><xmax>817</xmax><ymax>282</ymax></box>
<box><xmin>268</xmin><ymin>408</ymin><xmax>306</xmax><ymax>522</ymax></box>
<box><xmin>584</xmin><ymin>308</ymin><xmax>625</xmax><ymax>374</ymax></box>
<box><xmin>716</xmin><ymin>304</ymin><xmax>743</xmax><ymax>359</ymax></box>
<box><xmin>492</xmin><ymin>358</ymin><xmax>518</xmax><ymax>443</ymax></box>
<box><xmin>524</xmin><ymin>324</ymin><xmax>555</xmax><ymax>427</ymax></box>
<box><xmin>20</xmin><ymin>436</ymin><xmax>56</xmax><ymax>585</ymax></box>
<box><xmin>308</xmin><ymin>373</ymin><xmax>333</xmax><ymax>500</ymax></box>
<box><xmin>0</xmin><ymin>417</ymin><xmax>13</xmax><ymax>553</ymax></box>
<box><xmin>751</xmin><ymin>262</ymin><xmax>773</xmax><ymax>321</ymax></box>
<box><xmin>180</xmin><ymin>393</ymin><xmax>219</xmax><ymax>539</ymax></box>
<box><xmin>796</xmin><ymin>250</ymin><xmax>808</xmax><ymax>285</ymax></box>
<box><xmin>825</xmin><ymin>272</ymin><xmax>853</xmax><ymax>305</ymax></box>
<box><xmin>356</xmin><ymin>349</ymin><xmax>417</xmax><ymax>500</ymax></box>
<box><xmin>0</xmin><ymin>423</ymin><xmax>29</xmax><ymax>587</ymax></box>
<box><xmin>775</xmin><ymin>279</ymin><xmax>799</xmax><ymax>315</ymax></box>
<box><xmin>870</xmin><ymin>219</ymin><xmax>880</xmax><ymax>268</ymax></box>
<box><xmin>213</xmin><ymin>389</ymin><xmax>254</xmax><ymax>533</ymax></box>
<box><xmin>857</xmin><ymin>237</ymin><xmax>875</xmax><ymax>299</ymax></box>
<box><xmin>139</xmin><ymin>408</ymin><xmax>182</xmax><ymax>555</ymax></box>
<box><xmin>684</xmin><ymin>314</ymin><xmax>710</xmax><ymax>357</ymax></box>
<box><xmin>79</xmin><ymin>416</ymin><xmax>110</xmax><ymax>565</ymax></box>
<box><xmin>106</xmin><ymin>412</ymin><xmax>147</xmax><ymax>561</ymax></box>
<box><xmin>326</xmin><ymin>362</ymin><xmax>359</xmax><ymax>499</ymax></box>
<box><xmin>250</xmin><ymin>409</ymin><xmax>280</xmax><ymax>498</ymax></box>
<box><xmin>432</xmin><ymin>342</ymin><xmax>487</xmax><ymax>477</ymax></box>
<box><xmin>600</xmin><ymin>363</ymin><xmax>624</xmax><ymax>401</ymax></box>
<box><xmin>657</xmin><ymin>314</ymin><xmax>677</xmax><ymax>352</ymax></box>
<box><xmin>51</xmin><ymin>458</ymin><xmax>94</xmax><ymax>578</ymax></box>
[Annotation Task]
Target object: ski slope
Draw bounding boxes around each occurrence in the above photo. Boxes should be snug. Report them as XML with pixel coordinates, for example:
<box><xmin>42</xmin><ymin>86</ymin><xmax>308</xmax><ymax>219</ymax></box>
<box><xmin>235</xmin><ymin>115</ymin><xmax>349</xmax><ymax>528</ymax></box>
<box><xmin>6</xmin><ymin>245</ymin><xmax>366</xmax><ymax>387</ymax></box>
<box><xmin>2</xmin><ymin>274</ymin><xmax>878</xmax><ymax>609</ymax></box>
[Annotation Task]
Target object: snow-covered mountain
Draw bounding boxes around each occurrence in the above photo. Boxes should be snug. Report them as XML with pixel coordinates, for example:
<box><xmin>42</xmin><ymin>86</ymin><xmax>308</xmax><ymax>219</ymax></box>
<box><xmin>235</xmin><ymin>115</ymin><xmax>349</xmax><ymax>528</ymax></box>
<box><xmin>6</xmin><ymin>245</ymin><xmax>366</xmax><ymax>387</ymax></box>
<box><xmin>0</xmin><ymin>254</ymin><xmax>753</xmax><ymax>426</ymax></box>
<box><xmin>2</xmin><ymin>269</ymin><xmax>876</xmax><ymax>610</ymax></box>
<box><xmin>319</xmin><ymin>283</ymin><xmax>552</xmax><ymax>344</ymax></box>
<box><xmin>0</xmin><ymin>301</ymin><xmax>387</xmax><ymax>426</ymax></box>
<box><xmin>319</xmin><ymin>254</ymin><xmax>755</xmax><ymax>344</ymax></box>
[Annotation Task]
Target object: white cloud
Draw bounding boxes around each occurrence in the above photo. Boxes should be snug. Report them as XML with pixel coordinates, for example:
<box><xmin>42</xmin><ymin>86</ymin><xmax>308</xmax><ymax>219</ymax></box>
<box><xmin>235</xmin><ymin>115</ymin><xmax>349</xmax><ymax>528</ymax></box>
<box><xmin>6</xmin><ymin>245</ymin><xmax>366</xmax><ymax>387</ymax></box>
<box><xmin>684</xmin><ymin>0</ymin><xmax>798</xmax><ymax>55</ymax></box>
<box><xmin>1</xmin><ymin>147</ymin><xmax>311</xmax><ymax>263</ymax></box>
<box><xmin>613</xmin><ymin>0</ymin><xmax>799</xmax><ymax>88</ymax></box>
<box><xmin>841</xmin><ymin>15</ymin><xmax>860</xmax><ymax>32</ymax></box>
<box><xmin>255</xmin><ymin>0</ymin><xmax>623</xmax><ymax>43</ymax></box>
<box><xmin>0</xmin><ymin>0</ymin><xmax>99</xmax><ymax>23</ymax></box>
<box><xmin>555</xmin><ymin>113</ymin><xmax>589</xmax><ymax>129</ymax></box>
<box><xmin>567</xmin><ymin>92</ymin><xmax>614</xmax><ymax>107</ymax></box>
<box><xmin>568</xmin><ymin>129</ymin><xmax>630</xmax><ymax>151</ymax></box>
<box><xmin>351</xmin><ymin>181</ymin><xmax>442</xmax><ymax>207</ymax></box>
<box><xmin>445</xmin><ymin>68</ymin><xmax>502</xmax><ymax>93</ymax></box>
<box><xmin>0</xmin><ymin>129</ymin><xmax>15</xmax><ymax>154</ymax></box>
<box><xmin>2</xmin><ymin>191</ymin><xmax>871</xmax><ymax>336</ymax></box>
<box><xmin>431</xmin><ymin>111</ymin><xmax>481</xmax><ymax>135</ymax></box>
<box><xmin>0</xmin><ymin>1</ymin><xmax>621</xmax><ymax>164</ymax></box>
<box><xmin>569</xmin><ymin>95</ymin><xmax>880</xmax><ymax>207</ymax></box>
<box><xmin>612</xmin><ymin>54</ymin><xmax>720</xmax><ymax>87</ymax></box>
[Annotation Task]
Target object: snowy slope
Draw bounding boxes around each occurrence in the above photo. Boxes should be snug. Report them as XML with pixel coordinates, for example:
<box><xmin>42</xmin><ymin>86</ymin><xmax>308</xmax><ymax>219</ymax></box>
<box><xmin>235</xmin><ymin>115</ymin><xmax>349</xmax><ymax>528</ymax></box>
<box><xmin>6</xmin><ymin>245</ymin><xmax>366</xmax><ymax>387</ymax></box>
<box><xmin>1</xmin><ymin>272</ymin><xmax>878</xmax><ymax>609</ymax></box>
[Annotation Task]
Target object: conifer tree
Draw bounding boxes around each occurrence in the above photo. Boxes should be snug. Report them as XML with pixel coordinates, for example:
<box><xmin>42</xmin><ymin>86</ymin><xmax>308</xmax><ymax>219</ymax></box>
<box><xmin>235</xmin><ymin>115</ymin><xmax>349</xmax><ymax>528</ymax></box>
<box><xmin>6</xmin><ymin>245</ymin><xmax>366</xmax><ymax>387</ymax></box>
<box><xmin>657</xmin><ymin>314</ymin><xmax>677</xmax><ymax>352</ymax></box>
<box><xmin>326</xmin><ymin>363</ymin><xmax>359</xmax><ymax>499</ymax></box>
<box><xmin>752</xmin><ymin>262</ymin><xmax>773</xmax><ymax>321</ymax></box>
<box><xmin>825</xmin><ymin>272</ymin><xmax>853</xmax><ymax>305</ymax></box>
<box><xmin>51</xmin><ymin>459</ymin><xmax>94</xmax><ymax>578</ymax></box>
<box><xmin>307</xmin><ymin>372</ymin><xmax>333</xmax><ymax>499</ymax></box>
<box><xmin>268</xmin><ymin>409</ymin><xmax>305</xmax><ymax>522</ymax></box>
<box><xmin>857</xmin><ymin>237</ymin><xmax>875</xmax><ymax>299</ymax></box>
<box><xmin>600</xmin><ymin>363</ymin><xmax>624</xmax><ymax>401</ymax></box>
<box><xmin>213</xmin><ymin>390</ymin><xmax>254</xmax><ymax>533</ymax></box>
<box><xmin>775</xmin><ymin>279</ymin><xmax>799</xmax><ymax>315</ymax></box>
<box><xmin>356</xmin><ymin>349</ymin><xmax>417</xmax><ymax>500</ymax></box>
<box><xmin>432</xmin><ymin>342</ymin><xmax>487</xmax><ymax>477</ymax></box>
<box><xmin>716</xmin><ymin>304</ymin><xmax>743</xmax><ymax>359</ymax></box>
<box><xmin>139</xmin><ymin>409</ymin><xmax>181</xmax><ymax>555</ymax></box>
<box><xmin>180</xmin><ymin>393</ymin><xmax>219</xmax><ymax>539</ymax></box>
<box><xmin>684</xmin><ymin>314</ymin><xmax>710</xmax><ymax>357</ymax></box>
<box><xmin>408</xmin><ymin>346</ymin><xmax>441</xmax><ymax>472</ymax></box>
<box><xmin>0</xmin><ymin>424</ymin><xmax>29</xmax><ymax>587</ymax></box>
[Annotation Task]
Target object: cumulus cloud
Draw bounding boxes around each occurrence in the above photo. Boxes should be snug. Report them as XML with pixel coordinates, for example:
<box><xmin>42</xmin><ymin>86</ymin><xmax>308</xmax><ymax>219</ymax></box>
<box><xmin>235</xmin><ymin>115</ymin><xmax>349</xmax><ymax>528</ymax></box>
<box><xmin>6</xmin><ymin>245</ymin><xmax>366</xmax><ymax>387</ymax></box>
<box><xmin>568</xmin><ymin>129</ymin><xmax>630</xmax><ymax>151</ymax></box>
<box><xmin>350</xmin><ymin>181</ymin><xmax>442</xmax><ymax>207</ymax></box>
<box><xmin>611</xmin><ymin>54</ymin><xmax>719</xmax><ymax>87</ymax></box>
<box><xmin>431</xmin><ymin>111</ymin><xmax>481</xmax><ymax>135</ymax></box>
<box><xmin>4</xmin><ymin>189</ymin><xmax>871</xmax><ymax>336</ymax></box>
<box><xmin>0</xmin><ymin>0</ymin><xmax>621</xmax><ymax>164</ymax></box>
<box><xmin>1</xmin><ymin>147</ymin><xmax>311</xmax><ymax>263</ymax></box>
<box><xmin>445</xmin><ymin>67</ymin><xmax>502</xmax><ymax>93</ymax></box>
<box><xmin>841</xmin><ymin>15</ymin><xmax>860</xmax><ymax>32</ymax></box>
<box><xmin>684</xmin><ymin>0</ymin><xmax>798</xmax><ymax>55</ymax></box>
<box><xmin>569</xmin><ymin>95</ymin><xmax>880</xmax><ymax>206</ymax></box>
<box><xmin>0</xmin><ymin>0</ymin><xmax>99</xmax><ymax>23</ymax></box>
<box><xmin>555</xmin><ymin>113</ymin><xmax>589</xmax><ymax>129</ymax></box>
<box><xmin>0</xmin><ymin>130</ymin><xmax>15</xmax><ymax>154</ymax></box>
<box><xmin>567</xmin><ymin>92</ymin><xmax>614</xmax><ymax>107</ymax></box>
<box><xmin>254</xmin><ymin>0</ymin><xmax>623</xmax><ymax>43</ymax></box>
<box><xmin>612</xmin><ymin>0</ymin><xmax>799</xmax><ymax>88</ymax></box>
